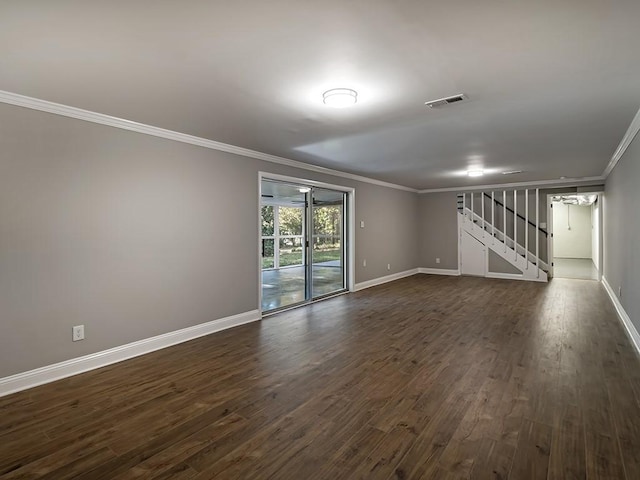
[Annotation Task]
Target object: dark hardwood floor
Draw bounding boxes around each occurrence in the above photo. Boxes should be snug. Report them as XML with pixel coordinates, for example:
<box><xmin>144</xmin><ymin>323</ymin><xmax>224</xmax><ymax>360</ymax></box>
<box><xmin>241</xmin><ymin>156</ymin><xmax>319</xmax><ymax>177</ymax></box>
<box><xmin>1</xmin><ymin>275</ymin><xmax>640</xmax><ymax>479</ymax></box>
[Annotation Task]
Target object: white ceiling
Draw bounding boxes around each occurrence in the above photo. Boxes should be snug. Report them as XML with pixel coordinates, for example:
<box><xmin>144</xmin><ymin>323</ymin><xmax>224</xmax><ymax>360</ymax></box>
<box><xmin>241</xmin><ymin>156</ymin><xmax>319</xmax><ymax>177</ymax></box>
<box><xmin>1</xmin><ymin>1</ymin><xmax>639</xmax><ymax>190</ymax></box>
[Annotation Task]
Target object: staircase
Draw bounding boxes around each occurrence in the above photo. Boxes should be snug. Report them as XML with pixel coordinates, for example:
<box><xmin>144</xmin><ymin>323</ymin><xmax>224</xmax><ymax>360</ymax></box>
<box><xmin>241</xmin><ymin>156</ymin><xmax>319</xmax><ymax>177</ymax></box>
<box><xmin>457</xmin><ymin>190</ymin><xmax>548</xmax><ymax>282</ymax></box>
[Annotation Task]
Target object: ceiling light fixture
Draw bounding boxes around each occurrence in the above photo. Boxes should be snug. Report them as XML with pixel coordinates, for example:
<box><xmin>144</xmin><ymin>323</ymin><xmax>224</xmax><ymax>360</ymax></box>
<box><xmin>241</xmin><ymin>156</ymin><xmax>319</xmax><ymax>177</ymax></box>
<box><xmin>467</xmin><ymin>169</ymin><xmax>484</xmax><ymax>177</ymax></box>
<box><xmin>323</xmin><ymin>88</ymin><xmax>357</xmax><ymax>108</ymax></box>
<box><xmin>298</xmin><ymin>187</ymin><xmax>311</xmax><ymax>193</ymax></box>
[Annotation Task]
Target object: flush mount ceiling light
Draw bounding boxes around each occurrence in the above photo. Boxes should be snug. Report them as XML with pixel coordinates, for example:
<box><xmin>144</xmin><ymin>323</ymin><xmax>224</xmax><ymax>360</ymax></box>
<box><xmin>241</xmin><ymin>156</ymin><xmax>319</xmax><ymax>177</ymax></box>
<box><xmin>323</xmin><ymin>88</ymin><xmax>357</xmax><ymax>108</ymax></box>
<box><xmin>298</xmin><ymin>187</ymin><xmax>311</xmax><ymax>193</ymax></box>
<box><xmin>467</xmin><ymin>169</ymin><xmax>484</xmax><ymax>177</ymax></box>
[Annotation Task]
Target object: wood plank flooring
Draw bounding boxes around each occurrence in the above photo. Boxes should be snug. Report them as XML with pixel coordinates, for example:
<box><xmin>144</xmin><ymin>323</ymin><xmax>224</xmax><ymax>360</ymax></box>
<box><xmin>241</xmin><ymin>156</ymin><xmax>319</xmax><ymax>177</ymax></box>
<box><xmin>1</xmin><ymin>275</ymin><xmax>640</xmax><ymax>479</ymax></box>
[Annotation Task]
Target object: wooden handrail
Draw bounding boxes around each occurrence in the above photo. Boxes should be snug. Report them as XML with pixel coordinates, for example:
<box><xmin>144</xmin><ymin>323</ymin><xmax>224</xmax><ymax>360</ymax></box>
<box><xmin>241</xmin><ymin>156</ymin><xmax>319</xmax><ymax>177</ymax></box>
<box><xmin>483</xmin><ymin>193</ymin><xmax>548</xmax><ymax>237</ymax></box>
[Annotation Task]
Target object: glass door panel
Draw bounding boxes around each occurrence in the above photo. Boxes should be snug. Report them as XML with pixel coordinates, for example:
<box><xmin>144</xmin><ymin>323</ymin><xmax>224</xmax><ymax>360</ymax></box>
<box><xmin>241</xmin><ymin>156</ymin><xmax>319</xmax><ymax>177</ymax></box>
<box><xmin>261</xmin><ymin>180</ymin><xmax>308</xmax><ymax>312</ymax></box>
<box><xmin>261</xmin><ymin>205</ymin><xmax>275</xmax><ymax>269</ymax></box>
<box><xmin>311</xmin><ymin>188</ymin><xmax>346</xmax><ymax>298</ymax></box>
<box><xmin>278</xmin><ymin>237</ymin><xmax>304</xmax><ymax>267</ymax></box>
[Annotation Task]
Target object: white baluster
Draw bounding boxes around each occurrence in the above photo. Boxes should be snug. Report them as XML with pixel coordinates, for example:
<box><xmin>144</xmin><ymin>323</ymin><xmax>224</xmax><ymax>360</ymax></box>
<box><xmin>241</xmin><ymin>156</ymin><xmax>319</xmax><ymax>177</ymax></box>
<box><xmin>503</xmin><ymin>191</ymin><xmax>507</xmax><ymax>253</ymax></box>
<box><xmin>463</xmin><ymin>192</ymin><xmax>466</xmax><ymax>222</ymax></box>
<box><xmin>471</xmin><ymin>192</ymin><xmax>474</xmax><ymax>223</ymax></box>
<box><xmin>525</xmin><ymin>189</ymin><xmax>529</xmax><ymax>269</ymax></box>
<box><xmin>491</xmin><ymin>191</ymin><xmax>495</xmax><ymax>244</ymax></box>
<box><xmin>481</xmin><ymin>191</ymin><xmax>485</xmax><ymax>237</ymax></box>
<box><xmin>514</xmin><ymin>190</ymin><xmax>517</xmax><ymax>261</ymax></box>
<box><xmin>536</xmin><ymin>188</ymin><xmax>540</xmax><ymax>277</ymax></box>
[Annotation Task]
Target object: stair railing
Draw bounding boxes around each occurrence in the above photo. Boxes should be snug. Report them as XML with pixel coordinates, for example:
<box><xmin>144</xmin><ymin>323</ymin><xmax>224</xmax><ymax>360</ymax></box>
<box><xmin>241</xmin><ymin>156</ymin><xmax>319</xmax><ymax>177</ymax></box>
<box><xmin>457</xmin><ymin>188</ymin><xmax>545</xmax><ymax>275</ymax></box>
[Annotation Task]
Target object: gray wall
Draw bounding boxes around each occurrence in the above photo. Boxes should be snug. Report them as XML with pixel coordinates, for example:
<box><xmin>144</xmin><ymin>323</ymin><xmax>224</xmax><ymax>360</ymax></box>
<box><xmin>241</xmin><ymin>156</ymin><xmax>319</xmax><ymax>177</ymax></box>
<box><xmin>0</xmin><ymin>103</ymin><xmax>419</xmax><ymax>377</ymax></box>
<box><xmin>604</xmin><ymin>133</ymin><xmax>640</xmax><ymax>334</ymax></box>
<box><xmin>488</xmin><ymin>250</ymin><xmax>522</xmax><ymax>274</ymax></box>
<box><xmin>418</xmin><ymin>192</ymin><xmax>459</xmax><ymax>269</ymax></box>
<box><xmin>552</xmin><ymin>202</ymin><xmax>593</xmax><ymax>259</ymax></box>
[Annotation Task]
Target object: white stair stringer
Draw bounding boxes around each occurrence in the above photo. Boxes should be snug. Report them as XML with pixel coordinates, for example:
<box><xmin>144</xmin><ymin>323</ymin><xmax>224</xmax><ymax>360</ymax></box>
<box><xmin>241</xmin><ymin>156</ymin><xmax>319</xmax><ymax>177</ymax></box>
<box><xmin>458</xmin><ymin>211</ymin><xmax>548</xmax><ymax>282</ymax></box>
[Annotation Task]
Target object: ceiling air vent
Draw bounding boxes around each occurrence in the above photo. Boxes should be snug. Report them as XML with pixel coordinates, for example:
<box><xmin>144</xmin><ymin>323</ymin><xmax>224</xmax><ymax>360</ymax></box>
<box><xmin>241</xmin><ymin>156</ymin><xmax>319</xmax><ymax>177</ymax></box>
<box><xmin>425</xmin><ymin>93</ymin><xmax>467</xmax><ymax>109</ymax></box>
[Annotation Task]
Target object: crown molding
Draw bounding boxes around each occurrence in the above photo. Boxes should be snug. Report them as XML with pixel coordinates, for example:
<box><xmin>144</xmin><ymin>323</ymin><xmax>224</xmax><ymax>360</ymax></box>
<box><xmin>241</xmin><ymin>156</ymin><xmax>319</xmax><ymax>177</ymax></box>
<box><xmin>417</xmin><ymin>176</ymin><xmax>606</xmax><ymax>194</ymax></box>
<box><xmin>602</xmin><ymin>106</ymin><xmax>640</xmax><ymax>178</ymax></box>
<box><xmin>2</xmin><ymin>89</ymin><xmax>636</xmax><ymax>193</ymax></box>
<box><xmin>0</xmin><ymin>90</ymin><xmax>417</xmax><ymax>193</ymax></box>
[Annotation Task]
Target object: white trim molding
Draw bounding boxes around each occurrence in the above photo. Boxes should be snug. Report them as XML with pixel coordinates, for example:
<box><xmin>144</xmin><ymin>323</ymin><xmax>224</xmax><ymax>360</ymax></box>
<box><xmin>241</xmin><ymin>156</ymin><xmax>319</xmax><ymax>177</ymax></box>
<box><xmin>354</xmin><ymin>268</ymin><xmax>420</xmax><ymax>291</ymax></box>
<box><xmin>602</xmin><ymin>106</ymin><xmax>640</xmax><ymax>178</ymax></box>
<box><xmin>0</xmin><ymin>310</ymin><xmax>260</xmax><ymax>398</ymax></box>
<box><xmin>418</xmin><ymin>176</ymin><xmax>606</xmax><ymax>194</ymax></box>
<box><xmin>419</xmin><ymin>268</ymin><xmax>461</xmax><ymax>276</ymax></box>
<box><xmin>0</xmin><ymin>89</ymin><xmax>416</xmax><ymax>193</ymax></box>
<box><xmin>486</xmin><ymin>272</ymin><xmax>529</xmax><ymax>281</ymax></box>
<box><xmin>2</xmin><ymin>90</ymin><xmax>638</xmax><ymax>193</ymax></box>
<box><xmin>258</xmin><ymin>171</ymin><xmax>356</xmax><ymax>310</ymax></box>
<box><xmin>602</xmin><ymin>277</ymin><xmax>640</xmax><ymax>356</ymax></box>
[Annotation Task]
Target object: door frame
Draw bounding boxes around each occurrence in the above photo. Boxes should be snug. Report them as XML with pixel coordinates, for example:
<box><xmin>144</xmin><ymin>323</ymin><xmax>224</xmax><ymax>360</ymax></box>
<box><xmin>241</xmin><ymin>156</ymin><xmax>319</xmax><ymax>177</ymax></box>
<box><xmin>547</xmin><ymin>195</ymin><xmax>554</xmax><ymax>278</ymax></box>
<box><xmin>258</xmin><ymin>172</ymin><xmax>355</xmax><ymax>316</ymax></box>
<box><xmin>547</xmin><ymin>190</ymin><xmax>603</xmax><ymax>281</ymax></box>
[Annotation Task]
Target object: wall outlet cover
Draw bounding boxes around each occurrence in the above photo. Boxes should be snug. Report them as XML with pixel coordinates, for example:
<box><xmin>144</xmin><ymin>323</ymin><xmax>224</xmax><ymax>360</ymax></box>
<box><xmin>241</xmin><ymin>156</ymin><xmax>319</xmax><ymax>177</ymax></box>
<box><xmin>72</xmin><ymin>325</ymin><xmax>85</xmax><ymax>342</ymax></box>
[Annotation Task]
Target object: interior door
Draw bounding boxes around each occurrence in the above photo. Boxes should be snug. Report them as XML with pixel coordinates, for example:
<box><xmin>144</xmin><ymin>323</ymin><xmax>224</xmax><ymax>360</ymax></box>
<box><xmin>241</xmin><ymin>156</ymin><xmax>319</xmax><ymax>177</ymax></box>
<box><xmin>461</xmin><ymin>231</ymin><xmax>486</xmax><ymax>276</ymax></box>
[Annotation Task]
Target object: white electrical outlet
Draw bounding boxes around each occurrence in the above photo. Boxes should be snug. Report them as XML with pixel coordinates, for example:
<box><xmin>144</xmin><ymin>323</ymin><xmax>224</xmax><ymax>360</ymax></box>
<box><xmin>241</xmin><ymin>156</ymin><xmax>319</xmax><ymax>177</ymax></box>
<box><xmin>618</xmin><ymin>286</ymin><xmax>622</xmax><ymax>297</ymax></box>
<box><xmin>387</xmin><ymin>264</ymin><xmax>391</xmax><ymax>270</ymax></box>
<box><xmin>360</xmin><ymin>221</ymin><xmax>365</xmax><ymax>228</ymax></box>
<box><xmin>363</xmin><ymin>259</ymin><xmax>367</xmax><ymax>267</ymax></box>
<box><xmin>436</xmin><ymin>257</ymin><xmax>441</xmax><ymax>264</ymax></box>
<box><xmin>72</xmin><ymin>325</ymin><xmax>85</xmax><ymax>342</ymax></box>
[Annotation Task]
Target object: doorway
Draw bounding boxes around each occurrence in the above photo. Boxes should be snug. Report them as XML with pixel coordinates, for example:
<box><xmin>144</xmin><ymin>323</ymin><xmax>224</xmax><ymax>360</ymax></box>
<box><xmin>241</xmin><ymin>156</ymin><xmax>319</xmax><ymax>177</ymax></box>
<box><xmin>260</xmin><ymin>177</ymin><xmax>350</xmax><ymax>313</ymax></box>
<box><xmin>548</xmin><ymin>193</ymin><xmax>601</xmax><ymax>280</ymax></box>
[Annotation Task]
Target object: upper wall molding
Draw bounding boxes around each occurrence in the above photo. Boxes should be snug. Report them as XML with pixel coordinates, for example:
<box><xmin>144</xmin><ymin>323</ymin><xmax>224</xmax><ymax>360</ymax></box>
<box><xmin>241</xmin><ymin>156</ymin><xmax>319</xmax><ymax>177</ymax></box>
<box><xmin>417</xmin><ymin>176</ymin><xmax>606</xmax><ymax>194</ymax></box>
<box><xmin>1</xmin><ymin>90</ymin><xmax>637</xmax><ymax>193</ymax></box>
<box><xmin>0</xmin><ymin>90</ymin><xmax>417</xmax><ymax>193</ymax></box>
<box><xmin>602</xmin><ymin>106</ymin><xmax>640</xmax><ymax>178</ymax></box>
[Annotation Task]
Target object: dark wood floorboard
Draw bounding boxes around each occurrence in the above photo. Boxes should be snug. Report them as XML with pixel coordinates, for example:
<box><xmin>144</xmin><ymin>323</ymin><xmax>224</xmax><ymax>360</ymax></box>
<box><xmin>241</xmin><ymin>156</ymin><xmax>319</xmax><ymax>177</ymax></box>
<box><xmin>1</xmin><ymin>275</ymin><xmax>640</xmax><ymax>479</ymax></box>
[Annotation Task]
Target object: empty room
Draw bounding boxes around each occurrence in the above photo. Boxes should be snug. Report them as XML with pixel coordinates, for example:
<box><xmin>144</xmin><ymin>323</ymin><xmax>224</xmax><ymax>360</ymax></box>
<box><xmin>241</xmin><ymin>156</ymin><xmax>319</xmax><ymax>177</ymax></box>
<box><xmin>2</xmin><ymin>1</ymin><xmax>640</xmax><ymax>479</ymax></box>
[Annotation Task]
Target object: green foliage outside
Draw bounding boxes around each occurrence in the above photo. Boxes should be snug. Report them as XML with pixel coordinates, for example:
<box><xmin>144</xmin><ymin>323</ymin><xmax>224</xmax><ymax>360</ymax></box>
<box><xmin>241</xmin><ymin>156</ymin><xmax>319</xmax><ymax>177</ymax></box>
<box><xmin>261</xmin><ymin>248</ymin><xmax>341</xmax><ymax>269</ymax></box>
<box><xmin>261</xmin><ymin>204</ymin><xmax>342</xmax><ymax>269</ymax></box>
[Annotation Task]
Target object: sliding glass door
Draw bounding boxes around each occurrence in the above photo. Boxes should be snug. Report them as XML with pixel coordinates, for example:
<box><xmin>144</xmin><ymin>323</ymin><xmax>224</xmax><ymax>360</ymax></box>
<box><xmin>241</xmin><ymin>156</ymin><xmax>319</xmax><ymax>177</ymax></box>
<box><xmin>311</xmin><ymin>188</ymin><xmax>346</xmax><ymax>299</ymax></box>
<box><xmin>261</xmin><ymin>179</ymin><xmax>347</xmax><ymax>313</ymax></box>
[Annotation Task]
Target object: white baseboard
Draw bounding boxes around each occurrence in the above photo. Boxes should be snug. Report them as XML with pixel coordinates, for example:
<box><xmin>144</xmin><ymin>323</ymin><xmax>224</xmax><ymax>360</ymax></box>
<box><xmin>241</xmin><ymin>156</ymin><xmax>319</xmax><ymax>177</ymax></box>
<box><xmin>486</xmin><ymin>272</ymin><xmax>524</xmax><ymax>280</ymax></box>
<box><xmin>0</xmin><ymin>309</ymin><xmax>261</xmax><ymax>398</ymax></box>
<box><xmin>354</xmin><ymin>268</ymin><xmax>420</xmax><ymax>291</ymax></box>
<box><xmin>418</xmin><ymin>267</ymin><xmax>461</xmax><ymax>276</ymax></box>
<box><xmin>602</xmin><ymin>276</ymin><xmax>640</xmax><ymax>356</ymax></box>
<box><xmin>486</xmin><ymin>271</ymin><xmax>548</xmax><ymax>283</ymax></box>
